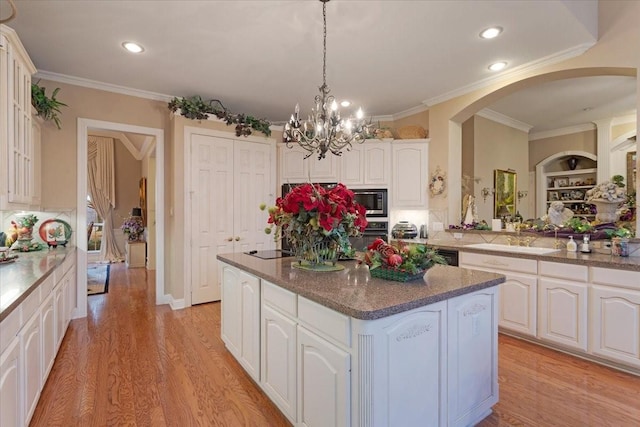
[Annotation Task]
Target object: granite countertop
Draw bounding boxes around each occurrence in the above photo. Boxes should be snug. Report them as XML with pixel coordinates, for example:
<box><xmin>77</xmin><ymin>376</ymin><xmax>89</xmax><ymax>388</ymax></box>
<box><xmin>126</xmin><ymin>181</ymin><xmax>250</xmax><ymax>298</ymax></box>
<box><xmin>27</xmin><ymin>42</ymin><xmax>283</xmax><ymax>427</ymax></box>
<box><xmin>0</xmin><ymin>247</ymin><xmax>75</xmax><ymax>321</ymax></box>
<box><xmin>217</xmin><ymin>253</ymin><xmax>505</xmax><ymax>320</ymax></box>
<box><xmin>395</xmin><ymin>238</ymin><xmax>640</xmax><ymax>272</ymax></box>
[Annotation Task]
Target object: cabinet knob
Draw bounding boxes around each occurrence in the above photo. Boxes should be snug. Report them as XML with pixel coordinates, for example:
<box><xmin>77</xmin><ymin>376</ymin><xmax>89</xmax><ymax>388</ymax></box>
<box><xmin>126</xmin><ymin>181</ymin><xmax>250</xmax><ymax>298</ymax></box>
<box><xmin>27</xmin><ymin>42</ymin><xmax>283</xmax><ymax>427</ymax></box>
<box><xmin>235</xmin><ymin>236</ymin><xmax>240</xmax><ymax>241</ymax></box>
<box><xmin>227</xmin><ymin>237</ymin><xmax>233</xmax><ymax>242</ymax></box>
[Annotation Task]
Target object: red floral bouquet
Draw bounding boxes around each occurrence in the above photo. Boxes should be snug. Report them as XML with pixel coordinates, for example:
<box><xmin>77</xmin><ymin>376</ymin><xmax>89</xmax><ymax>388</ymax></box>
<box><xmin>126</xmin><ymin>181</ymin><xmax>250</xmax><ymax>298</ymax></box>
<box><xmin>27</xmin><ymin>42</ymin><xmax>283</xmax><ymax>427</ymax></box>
<box><xmin>360</xmin><ymin>239</ymin><xmax>447</xmax><ymax>281</ymax></box>
<box><xmin>263</xmin><ymin>183</ymin><xmax>368</xmax><ymax>258</ymax></box>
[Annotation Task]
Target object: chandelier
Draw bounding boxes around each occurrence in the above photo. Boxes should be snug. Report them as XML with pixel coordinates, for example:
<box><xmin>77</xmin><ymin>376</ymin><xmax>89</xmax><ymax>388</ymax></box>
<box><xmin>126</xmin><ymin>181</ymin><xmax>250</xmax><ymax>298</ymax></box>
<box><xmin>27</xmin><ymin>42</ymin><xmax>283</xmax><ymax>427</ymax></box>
<box><xmin>283</xmin><ymin>0</ymin><xmax>373</xmax><ymax>160</ymax></box>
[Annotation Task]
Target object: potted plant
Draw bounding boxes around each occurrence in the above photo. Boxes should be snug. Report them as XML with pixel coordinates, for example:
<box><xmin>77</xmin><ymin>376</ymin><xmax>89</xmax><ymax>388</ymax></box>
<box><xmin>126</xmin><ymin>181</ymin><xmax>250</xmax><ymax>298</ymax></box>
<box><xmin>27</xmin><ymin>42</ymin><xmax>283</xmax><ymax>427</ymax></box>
<box><xmin>31</xmin><ymin>81</ymin><xmax>67</xmax><ymax>129</ymax></box>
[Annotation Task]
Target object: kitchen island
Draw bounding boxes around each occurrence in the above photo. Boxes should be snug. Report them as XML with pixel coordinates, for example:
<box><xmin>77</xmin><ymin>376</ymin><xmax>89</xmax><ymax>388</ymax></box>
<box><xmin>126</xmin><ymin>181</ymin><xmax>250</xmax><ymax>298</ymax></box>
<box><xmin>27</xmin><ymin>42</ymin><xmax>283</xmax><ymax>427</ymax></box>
<box><xmin>217</xmin><ymin>253</ymin><xmax>505</xmax><ymax>427</ymax></box>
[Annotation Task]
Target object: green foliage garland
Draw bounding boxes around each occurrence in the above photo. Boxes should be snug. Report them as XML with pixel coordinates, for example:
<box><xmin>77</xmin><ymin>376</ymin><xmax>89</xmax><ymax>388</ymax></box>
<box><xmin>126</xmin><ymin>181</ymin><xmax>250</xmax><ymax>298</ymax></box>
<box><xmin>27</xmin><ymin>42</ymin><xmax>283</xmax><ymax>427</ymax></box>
<box><xmin>31</xmin><ymin>81</ymin><xmax>67</xmax><ymax>129</ymax></box>
<box><xmin>168</xmin><ymin>96</ymin><xmax>271</xmax><ymax>137</ymax></box>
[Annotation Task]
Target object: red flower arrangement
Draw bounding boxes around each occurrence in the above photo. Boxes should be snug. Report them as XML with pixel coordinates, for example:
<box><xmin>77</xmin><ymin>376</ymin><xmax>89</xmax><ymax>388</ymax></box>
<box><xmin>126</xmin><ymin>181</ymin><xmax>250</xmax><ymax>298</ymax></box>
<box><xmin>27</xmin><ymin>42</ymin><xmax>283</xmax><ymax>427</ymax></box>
<box><xmin>263</xmin><ymin>183</ymin><xmax>368</xmax><ymax>258</ymax></box>
<box><xmin>360</xmin><ymin>238</ymin><xmax>447</xmax><ymax>280</ymax></box>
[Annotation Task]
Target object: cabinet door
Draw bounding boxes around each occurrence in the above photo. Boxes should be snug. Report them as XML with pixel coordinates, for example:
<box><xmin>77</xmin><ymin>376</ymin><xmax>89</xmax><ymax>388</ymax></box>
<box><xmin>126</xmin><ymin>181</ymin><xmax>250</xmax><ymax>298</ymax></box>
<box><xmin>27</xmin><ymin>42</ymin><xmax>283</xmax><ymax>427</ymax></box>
<box><xmin>54</xmin><ymin>280</ymin><xmax>66</xmax><ymax>350</ymax></box>
<box><xmin>0</xmin><ymin>338</ymin><xmax>21</xmax><ymax>427</ymax></box>
<box><xmin>538</xmin><ymin>278</ymin><xmax>587</xmax><ymax>351</ymax></box>
<box><xmin>66</xmin><ymin>266</ymin><xmax>76</xmax><ymax>323</ymax></box>
<box><xmin>297</xmin><ymin>326</ymin><xmax>350</xmax><ymax>427</ymax></box>
<box><xmin>500</xmin><ymin>272</ymin><xmax>537</xmax><ymax>336</ymax></box>
<box><xmin>590</xmin><ymin>285</ymin><xmax>640</xmax><ymax>368</ymax></box>
<box><xmin>391</xmin><ymin>142</ymin><xmax>428</xmax><ymax>208</ymax></box>
<box><xmin>41</xmin><ymin>293</ymin><xmax>56</xmax><ymax>382</ymax></box>
<box><xmin>239</xmin><ymin>271</ymin><xmax>260</xmax><ymax>381</ymax></box>
<box><xmin>448</xmin><ymin>289</ymin><xmax>498</xmax><ymax>427</ymax></box>
<box><xmin>261</xmin><ymin>304</ymin><xmax>297</xmax><ymax>422</ymax></box>
<box><xmin>221</xmin><ymin>265</ymin><xmax>241</xmax><ymax>358</ymax></box>
<box><xmin>21</xmin><ymin>312</ymin><xmax>41</xmax><ymax>425</ymax></box>
<box><xmin>339</xmin><ymin>145</ymin><xmax>364</xmax><ymax>186</ymax></box>
<box><xmin>279</xmin><ymin>145</ymin><xmax>308</xmax><ymax>182</ymax></box>
<box><xmin>308</xmin><ymin>152</ymin><xmax>339</xmax><ymax>183</ymax></box>
<box><xmin>31</xmin><ymin>116</ymin><xmax>41</xmax><ymax>207</ymax></box>
<box><xmin>363</xmin><ymin>143</ymin><xmax>390</xmax><ymax>186</ymax></box>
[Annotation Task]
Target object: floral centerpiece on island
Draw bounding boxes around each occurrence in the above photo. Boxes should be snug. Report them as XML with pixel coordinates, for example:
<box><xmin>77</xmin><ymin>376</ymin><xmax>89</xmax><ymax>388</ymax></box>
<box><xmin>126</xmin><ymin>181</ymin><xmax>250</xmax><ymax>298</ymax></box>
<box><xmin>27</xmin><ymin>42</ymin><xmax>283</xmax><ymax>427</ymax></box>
<box><xmin>360</xmin><ymin>239</ymin><xmax>447</xmax><ymax>282</ymax></box>
<box><xmin>121</xmin><ymin>215</ymin><xmax>144</xmax><ymax>241</ymax></box>
<box><xmin>586</xmin><ymin>177</ymin><xmax>627</xmax><ymax>223</ymax></box>
<box><xmin>263</xmin><ymin>183</ymin><xmax>368</xmax><ymax>270</ymax></box>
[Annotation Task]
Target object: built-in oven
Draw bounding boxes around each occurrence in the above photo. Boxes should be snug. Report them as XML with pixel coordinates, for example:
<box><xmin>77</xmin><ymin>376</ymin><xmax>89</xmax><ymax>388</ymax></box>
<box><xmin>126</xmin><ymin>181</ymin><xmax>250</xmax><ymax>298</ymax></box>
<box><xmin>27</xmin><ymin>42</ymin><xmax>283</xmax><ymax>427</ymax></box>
<box><xmin>349</xmin><ymin>220</ymin><xmax>389</xmax><ymax>252</ymax></box>
<box><xmin>352</xmin><ymin>188</ymin><xmax>388</xmax><ymax>217</ymax></box>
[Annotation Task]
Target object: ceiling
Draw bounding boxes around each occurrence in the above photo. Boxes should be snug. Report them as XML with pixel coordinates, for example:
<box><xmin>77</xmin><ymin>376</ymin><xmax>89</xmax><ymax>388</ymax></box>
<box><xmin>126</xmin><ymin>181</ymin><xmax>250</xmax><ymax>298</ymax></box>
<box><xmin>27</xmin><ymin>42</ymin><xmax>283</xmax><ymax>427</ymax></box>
<box><xmin>4</xmin><ymin>0</ymin><xmax>632</xmax><ymax>132</ymax></box>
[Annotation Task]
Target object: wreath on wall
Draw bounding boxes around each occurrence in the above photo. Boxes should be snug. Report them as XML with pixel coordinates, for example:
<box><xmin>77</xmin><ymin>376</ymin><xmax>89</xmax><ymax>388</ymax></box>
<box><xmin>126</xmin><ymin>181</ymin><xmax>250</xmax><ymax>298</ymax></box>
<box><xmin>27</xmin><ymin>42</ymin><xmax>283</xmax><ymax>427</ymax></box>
<box><xmin>168</xmin><ymin>96</ymin><xmax>271</xmax><ymax>137</ymax></box>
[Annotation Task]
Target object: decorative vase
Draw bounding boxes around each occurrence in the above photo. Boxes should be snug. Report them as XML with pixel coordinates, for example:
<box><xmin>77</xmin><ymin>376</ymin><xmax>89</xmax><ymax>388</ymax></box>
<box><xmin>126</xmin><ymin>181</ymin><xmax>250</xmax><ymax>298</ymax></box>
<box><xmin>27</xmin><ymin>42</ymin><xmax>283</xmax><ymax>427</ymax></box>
<box><xmin>292</xmin><ymin>237</ymin><xmax>344</xmax><ymax>271</ymax></box>
<box><xmin>591</xmin><ymin>199</ymin><xmax>621</xmax><ymax>223</ymax></box>
<box><xmin>567</xmin><ymin>156</ymin><xmax>578</xmax><ymax>170</ymax></box>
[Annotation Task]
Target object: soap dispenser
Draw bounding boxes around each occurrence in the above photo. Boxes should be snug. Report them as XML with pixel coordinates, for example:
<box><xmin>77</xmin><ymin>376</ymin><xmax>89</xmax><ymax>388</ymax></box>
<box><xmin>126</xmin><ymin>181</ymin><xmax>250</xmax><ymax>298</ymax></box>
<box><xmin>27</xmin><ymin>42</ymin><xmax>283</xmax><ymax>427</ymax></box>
<box><xmin>580</xmin><ymin>235</ymin><xmax>591</xmax><ymax>253</ymax></box>
<box><xmin>566</xmin><ymin>236</ymin><xmax>578</xmax><ymax>252</ymax></box>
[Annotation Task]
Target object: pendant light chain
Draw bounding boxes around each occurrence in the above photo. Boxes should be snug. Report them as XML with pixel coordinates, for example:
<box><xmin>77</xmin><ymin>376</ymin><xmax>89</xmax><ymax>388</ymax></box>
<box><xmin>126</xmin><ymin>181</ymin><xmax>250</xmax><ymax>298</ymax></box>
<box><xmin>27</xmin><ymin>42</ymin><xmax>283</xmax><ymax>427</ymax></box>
<box><xmin>322</xmin><ymin>0</ymin><xmax>327</xmax><ymax>90</ymax></box>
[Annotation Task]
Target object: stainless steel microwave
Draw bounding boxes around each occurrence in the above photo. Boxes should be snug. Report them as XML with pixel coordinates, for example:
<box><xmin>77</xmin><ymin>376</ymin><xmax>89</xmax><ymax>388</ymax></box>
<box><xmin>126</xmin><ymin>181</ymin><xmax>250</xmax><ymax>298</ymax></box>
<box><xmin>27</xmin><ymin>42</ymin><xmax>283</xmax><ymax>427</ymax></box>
<box><xmin>353</xmin><ymin>189</ymin><xmax>388</xmax><ymax>217</ymax></box>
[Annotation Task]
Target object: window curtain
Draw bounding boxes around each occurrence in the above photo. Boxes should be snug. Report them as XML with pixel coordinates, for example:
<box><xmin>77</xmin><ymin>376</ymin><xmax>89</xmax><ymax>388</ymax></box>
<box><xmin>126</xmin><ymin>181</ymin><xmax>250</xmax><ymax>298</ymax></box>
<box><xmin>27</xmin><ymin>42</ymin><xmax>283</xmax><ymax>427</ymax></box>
<box><xmin>88</xmin><ymin>136</ymin><xmax>122</xmax><ymax>262</ymax></box>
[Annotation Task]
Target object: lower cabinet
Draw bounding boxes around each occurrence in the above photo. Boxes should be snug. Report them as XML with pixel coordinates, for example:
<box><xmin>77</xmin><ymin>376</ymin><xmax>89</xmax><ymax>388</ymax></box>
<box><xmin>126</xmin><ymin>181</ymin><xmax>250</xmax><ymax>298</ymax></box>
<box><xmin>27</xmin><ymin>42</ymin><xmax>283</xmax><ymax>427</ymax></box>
<box><xmin>220</xmin><ymin>263</ymin><xmax>260</xmax><ymax>381</ymax></box>
<box><xmin>0</xmin><ymin>251</ymin><xmax>76</xmax><ymax>427</ymax></box>
<box><xmin>0</xmin><ymin>338</ymin><xmax>21</xmax><ymax>427</ymax></box>
<box><xmin>499</xmin><ymin>273</ymin><xmax>537</xmax><ymax>337</ymax></box>
<box><xmin>590</xmin><ymin>285</ymin><xmax>640</xmax><ymax>368</ymax></box>
<box><xmin>538</xmin><ymin>278</ymin><xmax>588</xmax><ymax>351</ymax></box>
<box><xmin>297</xmin><ymin>326</ymin><xmax>351</xmax><ymax>427</ymax></box>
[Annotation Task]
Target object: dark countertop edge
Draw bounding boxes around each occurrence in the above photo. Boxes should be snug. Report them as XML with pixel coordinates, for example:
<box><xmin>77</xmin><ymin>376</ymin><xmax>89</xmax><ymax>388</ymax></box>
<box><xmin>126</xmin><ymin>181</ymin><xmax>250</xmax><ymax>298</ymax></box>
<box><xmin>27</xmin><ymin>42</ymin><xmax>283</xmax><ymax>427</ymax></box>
<box><xmin>0</xmin><ymin>248</ymin><xmax>76</xmax><ymax>323</ymax></box>
<box><xmin>217</xmin><ymin>255</ymin><xmax>505</xmax><ymax>320</ymax></box>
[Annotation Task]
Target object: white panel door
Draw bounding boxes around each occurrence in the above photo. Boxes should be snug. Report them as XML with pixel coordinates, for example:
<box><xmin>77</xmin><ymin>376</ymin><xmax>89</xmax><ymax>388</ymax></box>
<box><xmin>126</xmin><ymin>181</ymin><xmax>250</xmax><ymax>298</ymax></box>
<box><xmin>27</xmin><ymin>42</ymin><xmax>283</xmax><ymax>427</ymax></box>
<box><xmin>538</xmin><ymin>278</ymin><xmax>587</xmax><ymax>351</ymax></box>
<box><xmin>41</xmin><ymin>293</ymin><xmax>56</xmax><ymax>381</ymax></box>
<box><xmin>339</xmin><ymin>145</ymin><xmax>364</xmax><ymax>186</ymax></box>
<box><xmin>221</xmin><ymin>265</ymin><xmax>241</xmax><ymax>358</ymax></box>
<box><xmin>499</xmin><ymin>273</ymin><xmax>537</xmax><ymax>336</ymax></box>
<box><xmin>392</xmin><ymin>143</ymin><xmax>427</xmax><ymax>208</ymax></box>
<box><xmin>239</xmin><ymin>271</ymin><xmax>260</xmax><ymax>381</ymax></box>
<box><xmin>363</xmin><ymin>144</ymin><xmax>390</xmax><ymax>186</ymax></box>
<box><xmin>190</xmin><ymin>134</ymin><xmax>233</xmax><ymax>304</ymax></box>
<box><xmin>21</xmin><ymin>312</ymin><xmax>41</xmax><ymax>425</ymax></box>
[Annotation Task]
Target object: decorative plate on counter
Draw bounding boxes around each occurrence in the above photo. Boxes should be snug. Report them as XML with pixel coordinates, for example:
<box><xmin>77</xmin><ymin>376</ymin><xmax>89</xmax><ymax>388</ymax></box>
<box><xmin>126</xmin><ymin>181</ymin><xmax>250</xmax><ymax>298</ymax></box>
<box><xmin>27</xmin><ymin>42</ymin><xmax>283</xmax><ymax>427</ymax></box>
<box><xmin>39</xmin><ymin>219</ymin><xmax>72</xmax><ymax>247</ymax></box>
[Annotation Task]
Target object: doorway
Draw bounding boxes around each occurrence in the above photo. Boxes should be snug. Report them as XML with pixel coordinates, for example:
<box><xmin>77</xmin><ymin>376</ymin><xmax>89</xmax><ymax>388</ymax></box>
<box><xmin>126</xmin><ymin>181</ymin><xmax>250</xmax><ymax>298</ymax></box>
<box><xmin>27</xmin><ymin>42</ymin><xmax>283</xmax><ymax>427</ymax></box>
<box><xmin>76</xmin><ymin>119</ymin><xmax>165</xmax><ymax>319</ymax></box>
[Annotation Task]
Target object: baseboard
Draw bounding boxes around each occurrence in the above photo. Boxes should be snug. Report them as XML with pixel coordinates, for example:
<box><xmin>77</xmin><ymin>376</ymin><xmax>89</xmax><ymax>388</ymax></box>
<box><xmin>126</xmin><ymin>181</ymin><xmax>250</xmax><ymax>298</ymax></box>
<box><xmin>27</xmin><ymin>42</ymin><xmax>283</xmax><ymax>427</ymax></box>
<box><xmin>167</xmin><ymin>295</ymin><xmax>186</xmax><ymax>310</ymax></box>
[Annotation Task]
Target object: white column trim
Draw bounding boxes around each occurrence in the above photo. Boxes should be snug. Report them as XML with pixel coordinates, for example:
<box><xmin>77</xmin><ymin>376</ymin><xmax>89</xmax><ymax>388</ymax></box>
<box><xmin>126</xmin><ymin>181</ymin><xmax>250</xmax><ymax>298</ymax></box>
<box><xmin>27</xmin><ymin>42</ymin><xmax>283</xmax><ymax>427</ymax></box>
<box><xmin>593</xmin><ymin>118</ymin><xmax>613</xmax><ymax>183</ymax></box>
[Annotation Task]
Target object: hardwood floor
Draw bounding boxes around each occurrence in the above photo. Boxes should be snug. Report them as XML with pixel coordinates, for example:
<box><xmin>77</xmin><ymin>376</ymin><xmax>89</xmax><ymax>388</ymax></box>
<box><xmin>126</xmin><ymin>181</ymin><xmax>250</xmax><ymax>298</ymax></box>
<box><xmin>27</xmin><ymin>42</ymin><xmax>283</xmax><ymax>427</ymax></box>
<box><xmin>31</xmin><ymin>264</ymin><xmax>640</xmax><ymax>426</ymax></box>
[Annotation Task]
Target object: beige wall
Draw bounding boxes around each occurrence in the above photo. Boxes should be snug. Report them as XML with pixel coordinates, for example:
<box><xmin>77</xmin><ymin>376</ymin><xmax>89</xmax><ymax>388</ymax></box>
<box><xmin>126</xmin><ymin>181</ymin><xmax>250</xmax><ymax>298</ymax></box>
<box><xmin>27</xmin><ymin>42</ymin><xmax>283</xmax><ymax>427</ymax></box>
<box><xmin>111</xmin><ymin>139</ymin><xmax>142</xmax><ymax>226</ymax></box>
<box><xmin>612</xmin><ymin>122</ymin><xmax>636</xmax><ymax>141</ymax></box>
<box><xmin>426</xmin><ymin>0</ymin><xmax>640</xmax><ymax>228</ymax></box>
<box><xmin>472</xmin><ymin>116</ymin><xmax>530</xmax><ymax>221</ymax></box>
<box><xmin>461</xmin><ymin>117</ymin><xmax>475</xmax><ymax>196</ymax></box>
<box><xmin>529</xmin><ymin>130</ymin><xmax>597</xmax><ymax>171</ymax></box>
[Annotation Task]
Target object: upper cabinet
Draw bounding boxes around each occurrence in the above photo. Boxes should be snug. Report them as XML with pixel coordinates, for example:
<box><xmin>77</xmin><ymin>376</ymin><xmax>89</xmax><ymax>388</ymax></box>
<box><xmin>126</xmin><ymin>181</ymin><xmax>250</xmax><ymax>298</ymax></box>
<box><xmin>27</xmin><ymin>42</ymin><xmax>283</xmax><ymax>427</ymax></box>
<box><xmin>391</xmin><ymin>139</ymin><xmax>429</xmax><ymax>209</ymax></box>
<box><xmin>279</xmin><ymin>144</ymin><xmax>339</xmax><ymax>184</ymax></box>
<box><xmin>0</xmin><ymin>25</ymin><xmax>38</xmax><ymax>210</ymax></box>
<box><xmin>340</xmin><ymin>140</ymin><xmax>391</xmax><ymax>187</ymax></box>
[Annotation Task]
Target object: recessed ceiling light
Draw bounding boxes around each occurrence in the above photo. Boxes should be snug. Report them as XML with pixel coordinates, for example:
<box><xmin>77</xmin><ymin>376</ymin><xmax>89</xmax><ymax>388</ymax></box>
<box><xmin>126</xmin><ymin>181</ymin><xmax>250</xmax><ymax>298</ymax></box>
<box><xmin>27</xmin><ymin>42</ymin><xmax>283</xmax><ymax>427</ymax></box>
<box><xmin>122</xmin><ymin>41</ymin><xmax>144</xmax><ymax>53</ymax></box>
<box><xmin>488</xmin><ymin>61</ymin><xmax>507</xmax><ymax>71</ymax></box>
<box><xmin>582</xmin><ymin>107</ymin><xmax>593</xmax><ymax>112</ymax></box>
<box><xmin>340</xmin><ymin>100</ymin><xmax>351</xmax><ymax>107</ymax></box>
<box><xmin>480</xmin><ymin>27</ymin><xmax>503</xmax><ymax>39</ymax></box>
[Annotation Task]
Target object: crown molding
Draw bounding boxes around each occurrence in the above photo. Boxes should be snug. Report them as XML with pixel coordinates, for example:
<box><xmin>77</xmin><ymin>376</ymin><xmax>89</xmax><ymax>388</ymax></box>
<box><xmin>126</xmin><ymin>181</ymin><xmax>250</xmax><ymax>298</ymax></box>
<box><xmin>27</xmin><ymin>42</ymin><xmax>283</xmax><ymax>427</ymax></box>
<box><xmin>612</xmin><ymin>113</ymin><xmax>637</xmax><ymax>126</ymax></box>
<box><xmin>35</xmin><ymin>70</ymin><xmax>175</xmax><ymax>102</ymax></box>
<box><xmin>529</xmin><ymin>123</ymin><xmax>595</xmax><ymax>141</ymax></box>
<box><xmin>422</xmin><ymin>42</ymin><xmax>595</xmax><ymax>108</ymax></box>
<box><xmin>391</xmin><ymin>104</ymin><xmax>430</xmax><ymax>121</ymax></box>
<box><xmin>476</xmin><ymin>109</ymin><xmax>533</xmax><ymax>133</ymax></box>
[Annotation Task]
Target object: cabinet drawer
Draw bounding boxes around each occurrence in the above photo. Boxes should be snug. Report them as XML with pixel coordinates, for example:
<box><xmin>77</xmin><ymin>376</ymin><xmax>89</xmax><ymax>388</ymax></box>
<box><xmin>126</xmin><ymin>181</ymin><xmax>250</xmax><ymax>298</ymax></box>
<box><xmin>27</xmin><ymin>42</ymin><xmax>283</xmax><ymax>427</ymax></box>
<box><xmin>263</xmin><ymin>280</ymin><xmax>297</xmax><ymax>317</ymax></box>
<box><xmin>62</xmin><ymin>253</ymin><xmax>74</xmax><ymax>274</ymax></box>
<box><xmin>22</xmin><ymin>288</ymin><xmax>41</xmax><ymax>323</ymax></box>
<box><xmin>591</xmin><ymin>268</ymin><xmax>640</xmax><ymax>291</ymax></box>
<box><xmin>298</xmin><ymin>297</ymin><xmax>350</xmax><ymax>348</ymax></box>
<box><xmin>540</xmin><ymin>261</ymin><xmax>588</xmax><ymax>282</ymax></box>
<box><xmin>40</xmin><ymin>273</ymin><xmax>54</xmax><ymax>297</ymax></box>
<box><xmin>460</xmin><ymin>252</ymin><xmax>537</xmax><ymax>274</ymax></box>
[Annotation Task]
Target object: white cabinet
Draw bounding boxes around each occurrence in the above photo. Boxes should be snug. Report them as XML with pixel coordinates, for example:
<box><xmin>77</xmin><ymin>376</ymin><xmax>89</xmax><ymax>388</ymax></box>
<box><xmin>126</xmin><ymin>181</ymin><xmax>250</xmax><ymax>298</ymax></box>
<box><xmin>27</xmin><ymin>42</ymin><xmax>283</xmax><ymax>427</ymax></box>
<box><xmin>391</xmin><ymin>140</ymin><xmax>429</xmax><ymax>209</ymax></box>
<box><xmin>54</xmin><ymin>277</ymin><xmax>66</xmax><ymax>351</ymax></box>
<box><xmin>125</xmin><ymin>241</ymin><xmax>146</xmax><ymax>268</ymax></box>
<box><xmin>460</xmin><ymin>252</ymin><xmax>538</xmax><ymax>337</ymax></box>
<box><xmin>538</xmin><ymin>261</ymin><xmax>588</xmax><ymax>351</ymax></box>
<box><xmin>0</xmin><ymin>337</ymin><xmax>21</xmax><ymax>427</ymax></box>
<box><xmin>188</xmin><ymin>131</ymin><xmax>275</xmax><ymax>304</ymax></box>
<box><xmin>0</xmin><ymin>25</ymin><xmax>37</xmax><ymax>210</ymax></box>
<box><xmin>589</xmin><ymin>267</ymin><xmax>640</xmax><ymax>368</ymax></box>
<box><xmin>297</xmin><ymin>325</ymin><xmax>350</xmax><ymax>427</ymax></box>
<box><xmin>40</xmin><ymin>292</ymin><xmax>56</xmax><ymax>382</ymax></box>
<box><xmin>448</xmin><ymin>289</ymin><xmax>499</xmax><ymax>427</ymax></box>
<box><xmin>30</xmin><ymin>114</ymin><xmax>42</xmax><ymax>208</ymax></box>
<box><xmin>339</xmin><ymin>141</ymin><xmax>390</xmax><ymax>187</ymax></box>
<box><xmin>220</xmin><ymin>263</ymin><xmax>261</xmax><ymax>381</ymax></box>
<box><xmin>20</xmin><ymin>311</ymin><xmax>41</xmax><ymax>425</ymax></box>
<box><xmin>279</xmin><ymin>144</ymin><xmax>340</xmax><ymax>184</ymax></box>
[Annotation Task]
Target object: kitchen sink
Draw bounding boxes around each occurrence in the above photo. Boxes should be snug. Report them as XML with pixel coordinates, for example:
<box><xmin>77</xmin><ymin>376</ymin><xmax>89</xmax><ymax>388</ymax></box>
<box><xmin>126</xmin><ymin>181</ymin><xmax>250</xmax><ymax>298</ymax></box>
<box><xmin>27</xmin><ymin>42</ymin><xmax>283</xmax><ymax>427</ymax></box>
<box><xmin>464</xmin><ymin>243</ymin><xmax>561</xmax><ymax>255</ymax></box>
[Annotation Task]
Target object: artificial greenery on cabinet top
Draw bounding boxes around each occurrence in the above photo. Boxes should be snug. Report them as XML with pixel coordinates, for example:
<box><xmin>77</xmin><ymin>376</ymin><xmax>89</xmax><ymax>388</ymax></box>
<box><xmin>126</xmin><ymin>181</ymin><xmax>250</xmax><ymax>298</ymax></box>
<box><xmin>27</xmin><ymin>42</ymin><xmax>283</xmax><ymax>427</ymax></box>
<box><xmin>31</xmin><ymin>81</ymin><xmax>67</xmax><ymax>129</ymax></box>
<box><xmin>168</xmin><ymin>95</ymin><xmax>271</xmax><ymax>137</ymax></box>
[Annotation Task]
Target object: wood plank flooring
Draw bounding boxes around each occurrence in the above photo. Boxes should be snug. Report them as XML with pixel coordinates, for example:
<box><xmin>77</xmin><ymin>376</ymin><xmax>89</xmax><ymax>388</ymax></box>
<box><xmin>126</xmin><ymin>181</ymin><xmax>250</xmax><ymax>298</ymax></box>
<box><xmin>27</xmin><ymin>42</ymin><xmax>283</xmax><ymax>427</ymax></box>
<box><xmin>31</xmin><ymin>263</ymin><xmax>640</xmax><ymax>426</ymax></box>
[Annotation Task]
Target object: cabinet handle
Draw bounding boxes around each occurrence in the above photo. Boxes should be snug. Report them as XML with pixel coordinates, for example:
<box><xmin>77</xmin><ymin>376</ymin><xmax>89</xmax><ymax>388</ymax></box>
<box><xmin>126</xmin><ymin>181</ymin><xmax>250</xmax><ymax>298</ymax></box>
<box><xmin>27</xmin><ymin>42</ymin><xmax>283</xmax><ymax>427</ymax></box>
<box><xmin>227</xmin><ymin>237</ymin><xmax>233</xmax><ymax>242</ymax></box>
<box><xmin>235</xmin><ymin>236</ymin><xmax>240</xmax><ymax>241</ymax></box>
<box><xmin>482</xmin><ymin>259</ymin><xmax>509</xmax><ymax>267</ymax></box>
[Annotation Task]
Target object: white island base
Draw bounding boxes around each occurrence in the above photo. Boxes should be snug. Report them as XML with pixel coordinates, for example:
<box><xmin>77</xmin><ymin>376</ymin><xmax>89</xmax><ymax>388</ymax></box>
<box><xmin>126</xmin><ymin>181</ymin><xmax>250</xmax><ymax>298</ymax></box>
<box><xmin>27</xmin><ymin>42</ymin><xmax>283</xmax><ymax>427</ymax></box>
<box><xmin>219</xmin><ymin>259</ymin><xmax>500</xmax><ymax>427</ymax></box>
